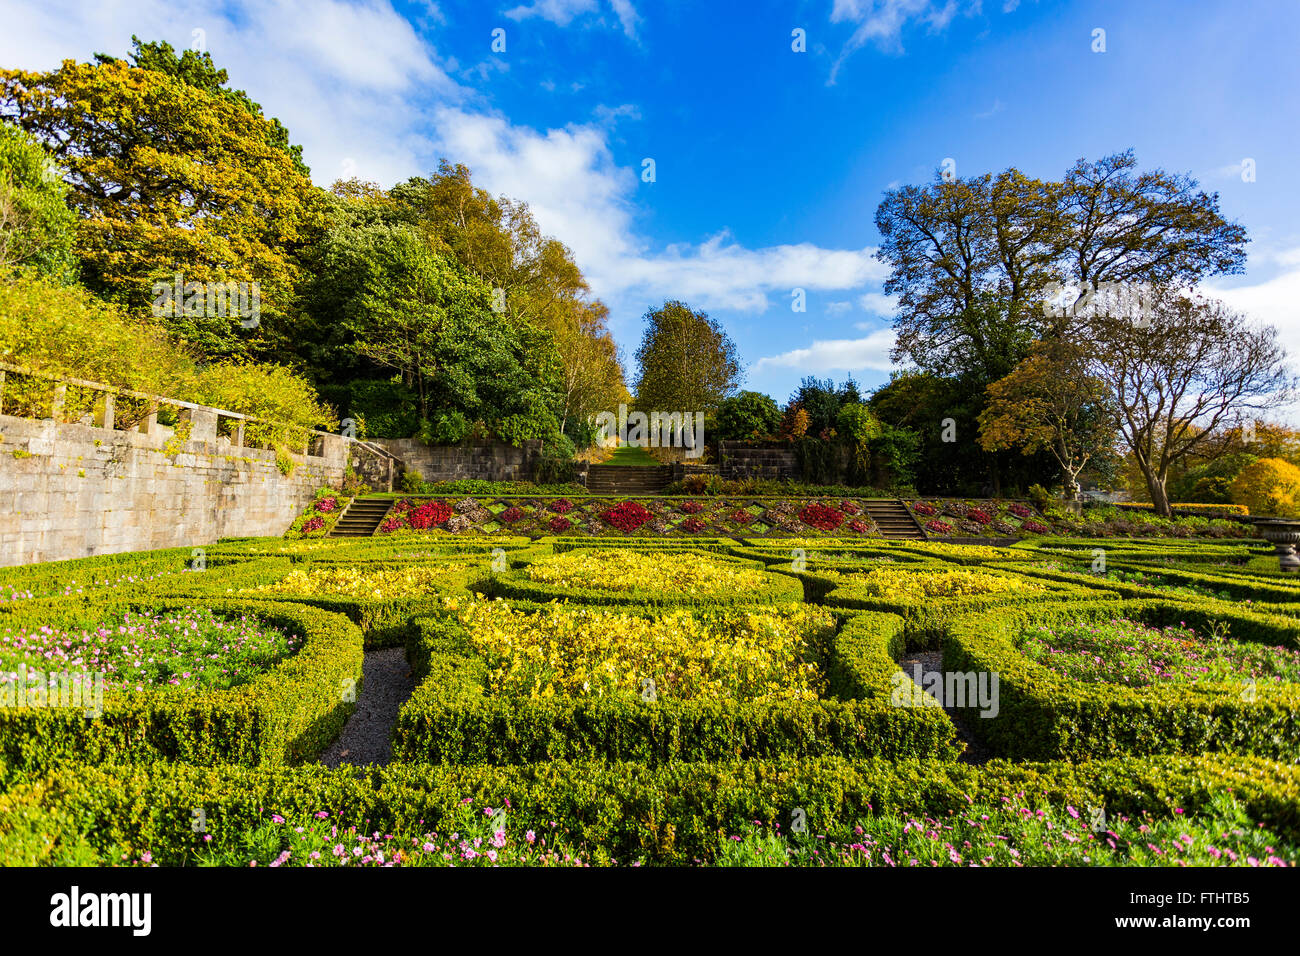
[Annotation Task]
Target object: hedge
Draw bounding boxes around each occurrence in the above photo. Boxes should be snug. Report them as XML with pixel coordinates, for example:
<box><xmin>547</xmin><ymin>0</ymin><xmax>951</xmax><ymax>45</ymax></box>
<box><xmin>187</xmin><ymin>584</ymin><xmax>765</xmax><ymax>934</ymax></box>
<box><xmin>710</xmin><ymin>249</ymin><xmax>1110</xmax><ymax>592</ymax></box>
<box><xmin>2</xmin><ymin>753</ymin><xmax>1295</xmax><ymax>866</ymax></box>
<box><xmin>942</xmin><ymin>597</ymin><xmax>1300</xmax><ymax>761</ymax></box>
<box><xmin>0</xmin><ymin>546</ymin><xmax>211</xmax><ymax>610</ymax></box>
<box><xmin>150</xmin><ymin>556</ymin><xmax>489</xmax><ymax>647</ymax></box>
<box><xmin>390</xmin><ymin>607</ymin><xmax>961</xmax><ymax>765</ymax></box>
<box><xmin>0</xmin><ymin>596</ymin><xmax>363</xmax><ymax>775</ymax></box>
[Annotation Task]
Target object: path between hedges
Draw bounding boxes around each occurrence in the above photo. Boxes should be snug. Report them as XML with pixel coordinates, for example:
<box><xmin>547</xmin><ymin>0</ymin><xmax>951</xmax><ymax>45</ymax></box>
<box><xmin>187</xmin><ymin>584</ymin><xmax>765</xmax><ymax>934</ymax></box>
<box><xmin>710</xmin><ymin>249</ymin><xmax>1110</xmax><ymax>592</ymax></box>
<box><xmin>320</xmin><ymin>648</ymin><xmax>415</xmax><ymax>768</ymax></box>
<box><xmin>897</xmin><ymin>650</ymin><xmax>994</xmax><ymax>765</ymax></box>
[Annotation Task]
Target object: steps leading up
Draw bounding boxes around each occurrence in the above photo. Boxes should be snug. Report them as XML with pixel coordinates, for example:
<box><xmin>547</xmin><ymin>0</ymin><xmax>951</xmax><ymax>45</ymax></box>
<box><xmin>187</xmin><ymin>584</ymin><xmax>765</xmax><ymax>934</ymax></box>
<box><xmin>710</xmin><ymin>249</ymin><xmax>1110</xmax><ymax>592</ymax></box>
<box><xmin>863</xmin><ymin>499</ymin><xmax>926</xmax><ymax>540</ymax></box>
<box><xmin>585</xmin><ymin>464</ymin><xmax>673</xmax><ymax>495</ymax></box>
<box><xmin>329</xmin><ymin>497</ymin><xmax>394</xmax><ymax>537</ymax></box>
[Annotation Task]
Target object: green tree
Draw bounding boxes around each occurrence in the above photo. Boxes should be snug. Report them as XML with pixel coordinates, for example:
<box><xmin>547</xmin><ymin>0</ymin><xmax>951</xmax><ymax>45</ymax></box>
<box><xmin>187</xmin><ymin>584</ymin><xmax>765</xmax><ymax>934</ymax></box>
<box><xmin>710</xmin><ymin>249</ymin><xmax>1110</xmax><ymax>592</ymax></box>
<box><xmin>1</xmin><ymin>55</ymin><xmax>316</xmax><ymax>358</ymax></box>
<box><xmin>716</xmin><ymin>391</ymin><xmax>782</xmax><ymax>440</ymax></box>
<box><xmin>94</xmin><ymin>37</ymin><xmax>309</xmax><ymax>177</ymax></box>
<box><xmin>633</xmin><ymin>300</ymin><xmax>742</xmax><ymax>414</ymax></box>
<box><xmin>0</xmin><ymin>122</ymin><xmax>77</xmax><ymax>282</ymax></box>
<box><xmin>326</xmin><ymin>222</ymin><xmax>563</xmax><ymax>444</ymax></box>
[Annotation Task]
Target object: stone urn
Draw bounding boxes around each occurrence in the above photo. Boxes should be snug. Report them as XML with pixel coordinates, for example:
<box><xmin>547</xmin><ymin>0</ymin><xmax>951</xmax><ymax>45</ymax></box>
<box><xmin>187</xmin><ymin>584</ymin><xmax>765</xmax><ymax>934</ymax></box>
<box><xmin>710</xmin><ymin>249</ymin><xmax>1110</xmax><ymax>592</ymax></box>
<box><xmin>1253</xmin><ymin>519</ymin><xmax>1300</xmax><ymax>573</ymax></box>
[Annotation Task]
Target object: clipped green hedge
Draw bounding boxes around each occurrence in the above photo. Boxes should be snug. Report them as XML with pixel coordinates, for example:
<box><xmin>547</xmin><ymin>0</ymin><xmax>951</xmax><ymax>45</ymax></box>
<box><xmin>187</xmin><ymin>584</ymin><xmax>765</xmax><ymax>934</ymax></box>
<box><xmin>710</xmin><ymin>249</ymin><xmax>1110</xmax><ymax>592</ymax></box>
<box><xmin>0</xmin><ymin>596</ymin><xmax>363</xmax><ymax>775</ymax></box>
<box><xmin>2</xmin><ymin>753</ymin><xmax>1296</xmax><ymax>866</ymax></box>
<box><xmin>0</xmin><ymin>546</ymin><xmax>213</xmax><ymax>610</ymax></box>
<box><xmin>150</xmin><ymin>556</ymin><xmax>489</xmax><ymax>647</ymax></box>
<box><xmin>942</xmin><ymin>597</ymin><xmax>1300</xmax><ymax>761</ymax></box>
<box><xmin>391</xmin><ymin>608</ymin><xmax>960</xmax><ymax>764</ymax></box>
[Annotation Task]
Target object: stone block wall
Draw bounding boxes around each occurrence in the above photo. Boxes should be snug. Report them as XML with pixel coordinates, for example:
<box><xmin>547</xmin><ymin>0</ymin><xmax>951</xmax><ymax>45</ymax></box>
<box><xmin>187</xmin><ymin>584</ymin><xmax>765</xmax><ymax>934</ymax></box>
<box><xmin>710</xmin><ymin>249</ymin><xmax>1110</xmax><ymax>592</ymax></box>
<box><xmin>376</xmin><ymin>438</ymin><xmax>542</xmax><ymax>483</ymax></box>
<box><xmin>0</xmin><ymin>413</ymin><xmax>347</xmax><ymax>567</ymax></box>
<box><xmin>719</xmin><ymin>441</ymin><xmax>799</xmax><ymax>480</ymax></box>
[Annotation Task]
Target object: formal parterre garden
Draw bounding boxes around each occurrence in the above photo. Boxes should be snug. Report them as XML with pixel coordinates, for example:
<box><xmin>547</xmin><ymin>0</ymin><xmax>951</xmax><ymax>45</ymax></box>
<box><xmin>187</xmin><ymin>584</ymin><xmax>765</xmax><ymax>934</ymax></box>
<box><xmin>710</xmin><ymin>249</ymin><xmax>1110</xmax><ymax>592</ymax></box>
<box><xmin>2</xmin><ymin>517</ymin><xmax>1299</xmax><ymax>868</ymax></box>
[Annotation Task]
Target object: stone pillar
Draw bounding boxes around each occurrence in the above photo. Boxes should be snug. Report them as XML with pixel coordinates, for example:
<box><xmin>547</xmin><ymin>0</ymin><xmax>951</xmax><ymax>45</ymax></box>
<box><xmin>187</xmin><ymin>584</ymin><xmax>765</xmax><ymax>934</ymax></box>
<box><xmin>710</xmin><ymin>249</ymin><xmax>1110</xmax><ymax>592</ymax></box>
<box><xmin>235</xmin><ymin>421</ymin><xmax>245</xmax><ymax>448</ymax></box>
<box><xmin>181</xmin><ymin>405</ymin><xmax>218</xmax><ymax>445</ymax></box>
<box><xmin>99</xmin><ymin>393</ymin><xmax>115</xmax><ymax>431</ymax></box>
<box><xmin>141</xmin><ymin>409</ymin><xmax>158</xmax><ymax>437</ymax></box>
<box><xmin>51</xmin><ymin>383</ymin><xmax>67</xmax><ymax>421</ymax></box>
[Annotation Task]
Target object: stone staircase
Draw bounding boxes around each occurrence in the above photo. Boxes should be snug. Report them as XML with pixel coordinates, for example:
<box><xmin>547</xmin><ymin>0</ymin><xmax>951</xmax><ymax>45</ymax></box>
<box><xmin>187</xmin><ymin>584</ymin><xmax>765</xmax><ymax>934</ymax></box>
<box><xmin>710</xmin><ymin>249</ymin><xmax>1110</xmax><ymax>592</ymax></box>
<box><xmin>586</xmin><ymin>464</ymin><xmax>673</xmax><ymax>495</ymax></box>
<box><xmin>864</xmin><ymin>499</ymin><xmax>926</xmax><ymax>540</ymax></box>
<box><xmin>329</xmin><ymin>497</ymin><xmax>393</xmax><ymax>537</ymax></box>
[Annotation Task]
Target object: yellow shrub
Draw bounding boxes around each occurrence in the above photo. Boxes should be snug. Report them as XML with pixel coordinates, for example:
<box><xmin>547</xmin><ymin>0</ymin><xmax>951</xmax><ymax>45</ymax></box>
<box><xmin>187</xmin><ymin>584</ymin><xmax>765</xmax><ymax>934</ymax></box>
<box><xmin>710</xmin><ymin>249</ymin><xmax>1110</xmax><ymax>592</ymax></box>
<box><xmin>447</xmin><ymin>597</ymin><xmax>835</xmax><ymax>703</ymax></box>
<box><xmin>1230</xmin><ymin>458</ymin><xmax>1300</xmax><ymax>518</ymax></box>
<box><xmin>243</xmin><ymin>564</ymin><xmax>473</xmax><ymax>599</ymax></box>
<box><xmin>525</xmin><ymin>549</ymin><xmax>768</xmax><ymax>595</ymax></box>
<box><xmin>829</xmin><ymin>567</ymin><xmax>1043</xmax><ymax>599</ymax></box>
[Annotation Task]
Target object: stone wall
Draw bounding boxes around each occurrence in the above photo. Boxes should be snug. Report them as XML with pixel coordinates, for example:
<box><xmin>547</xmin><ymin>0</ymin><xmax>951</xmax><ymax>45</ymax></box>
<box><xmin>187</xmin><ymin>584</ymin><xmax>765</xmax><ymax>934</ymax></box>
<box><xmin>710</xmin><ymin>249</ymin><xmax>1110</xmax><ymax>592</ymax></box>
<box><xmin>0</xmin><ymin>413</ymin><xmax>347</xmax><ymax>567</ymax></box>
<box><xmin>375</xmin><ymin>438</ymin><xmax>542</xmax><ymax>483</ymax></box>
<box><xmin>718</xmin><ymin>441</ymin><xmax>798</xmax><ymax>480</ymax></box>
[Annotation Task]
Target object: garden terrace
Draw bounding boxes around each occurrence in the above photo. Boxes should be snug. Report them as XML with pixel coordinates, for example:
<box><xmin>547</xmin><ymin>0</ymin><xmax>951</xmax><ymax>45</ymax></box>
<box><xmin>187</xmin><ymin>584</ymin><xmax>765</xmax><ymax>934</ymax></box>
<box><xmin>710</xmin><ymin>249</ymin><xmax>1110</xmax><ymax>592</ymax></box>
<box><xmin>2</xmin><ymin>533</ymin><xmax>1298</xmax><ymax>870</ymax></box>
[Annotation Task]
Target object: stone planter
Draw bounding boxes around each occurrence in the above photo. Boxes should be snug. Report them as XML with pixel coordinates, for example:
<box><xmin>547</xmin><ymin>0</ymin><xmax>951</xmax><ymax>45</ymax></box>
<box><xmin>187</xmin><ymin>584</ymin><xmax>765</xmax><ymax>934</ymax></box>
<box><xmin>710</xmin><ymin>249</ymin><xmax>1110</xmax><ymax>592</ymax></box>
<box><xmin>1252</xmin><ymin>519</ymin><xmax>1300</xmax><ymax>572</ymax></box>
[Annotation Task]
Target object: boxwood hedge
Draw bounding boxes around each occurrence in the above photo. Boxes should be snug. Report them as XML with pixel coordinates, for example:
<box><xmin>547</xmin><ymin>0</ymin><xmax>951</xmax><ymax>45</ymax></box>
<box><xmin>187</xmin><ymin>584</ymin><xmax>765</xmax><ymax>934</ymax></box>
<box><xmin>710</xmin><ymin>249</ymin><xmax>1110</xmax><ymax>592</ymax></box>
<box><xmin>1</xmin><ymin>753</ymin><xmax>1295</xmax><ymax>866</ymax></box>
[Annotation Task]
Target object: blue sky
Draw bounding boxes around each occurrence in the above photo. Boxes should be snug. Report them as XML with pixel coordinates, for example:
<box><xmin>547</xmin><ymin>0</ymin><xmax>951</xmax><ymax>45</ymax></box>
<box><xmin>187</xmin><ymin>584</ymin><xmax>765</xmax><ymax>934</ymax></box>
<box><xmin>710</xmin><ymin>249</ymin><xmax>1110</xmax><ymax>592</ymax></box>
<box><xmin>4</xmin><ymin>0</ymin><xmax>1299</xmax><ymax>406</ymax></box>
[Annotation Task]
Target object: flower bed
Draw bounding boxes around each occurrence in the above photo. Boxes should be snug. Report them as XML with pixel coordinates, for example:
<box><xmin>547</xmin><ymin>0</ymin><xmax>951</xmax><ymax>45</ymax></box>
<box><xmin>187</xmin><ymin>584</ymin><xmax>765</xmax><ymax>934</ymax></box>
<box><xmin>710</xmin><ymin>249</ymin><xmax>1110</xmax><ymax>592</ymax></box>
<box><xmin>1016</xmin><ymin>618</ymin><xmax>1300</xmax><ymax>687</ymax></box>
<box><xmin>0</xmin><ymin>606</ymin><xmax>301</xmax><ymax>692</ymax></box>
<box><xmin>0</xmin><ymin>596</ymin><xmax>363</xmax><ymax>773</ymax></box>
<box><xmin>943</xmin><ymin>598</ymin><xmax>1300</xmax><ymax>760</ymax></box>
<box><xmin>456</xmin><ymin>598</ymin><xmax>834</xmax><ymax>703</ymax></box>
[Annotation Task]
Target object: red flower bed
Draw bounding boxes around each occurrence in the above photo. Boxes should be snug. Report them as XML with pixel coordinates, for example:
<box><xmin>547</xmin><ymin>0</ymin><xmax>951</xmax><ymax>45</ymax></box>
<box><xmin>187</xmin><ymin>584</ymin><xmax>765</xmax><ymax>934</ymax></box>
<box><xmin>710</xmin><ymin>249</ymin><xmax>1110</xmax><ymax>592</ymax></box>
<box><xmin>1020</xmin><ymin>519</ymin><xmax>1050</xmax><ymax>534</ymax></box>
<box><xmin>913</xmin><ymin>502</ymin><xmax>937</xmax><ymax>516</ymax></box>
<box><xmin>315</xmin><ymin>497</ymin><xmax>338</xmax><ymax>514</ymax></box>
<box><xmin>848</xmin><ymin>518</ymin><xmax>870</xmax><ymax>533</ymax></box>
<box><xmin>409</xmin><ymin>500</ymin><xmax>452</xmax><ymax>530</ymax></box>
<box><xmin>302</xmin><ymin>516</ymin><xmax>325</xmax><ymax>534</ymax></box>
<box><xmin>841</xmin><ymin>501</ymin><xmax>861</xmax><ymax>515</ymax></box>
<box><xmin>548</xmin><ymin>516</ymin><xmax>572</xmax><ymax>533</ymax></box>
<box><xmin>680</xmin><ymin>516</ymin><xmax>707</xmax><ymax>534</ymax></box>
<box><xmin>548</xmin><ymin>499</ymin><xmax>573</xmax><ymax>514</ymax></box>
<box><xmin>799</xmin><ymin>503</ymin><xmax>845</xmax><ymax>531</ymax></box>
<box><xmin>728</xmin><ymin>509</ymin><xmax>755</xmax><ymax>525</ymax></box>
<box><xmin>968</xmin><ymin>508</ymin><xmax>993</xmax><ymax>525</ymax></box>
<box><xmin>602</xmin><ymin>500</ymin><xmax>653</xmax><ymax>532</ymax></box>
<box><xmin>681</xmin><ymin>500</ymin><xmax>705</xmax><ymax>514</ymax></box>
<box><xmin>925</xmin><ymin>518</ymin><xmax>954</xmax><ymax>534</ymax></box>
<box><xmin>499</xmin><ymin>506</ymin><xmax>526</xmax><ymax>524</ymax></box>
<box><xmin>1009</xmin><ymin>503</ymin><xmax>1034</xmax><ymax>518</ymax></box>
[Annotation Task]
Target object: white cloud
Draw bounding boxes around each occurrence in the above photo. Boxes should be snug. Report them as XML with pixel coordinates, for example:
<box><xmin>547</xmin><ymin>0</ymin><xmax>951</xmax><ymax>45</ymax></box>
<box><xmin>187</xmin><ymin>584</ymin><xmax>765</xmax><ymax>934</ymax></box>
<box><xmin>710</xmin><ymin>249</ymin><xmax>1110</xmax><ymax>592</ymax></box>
<box><xmin>856</xmin><ymin>291</ymin><xmax>898</xmax><ymax>318</ymax></box>
<box><xmin>754</xmin><ymin>328</ymin><xmax>898</xmax><ymax>374</ymax></box>
<box><xmin>828</xmin><ymin>0</ymin><xmax>1001</xmax><ymax>83</ymax></box>
<box><xmin>504</xmin><ymin>0</ymin><xmax>639</xmax><ymax>38</ymax></box>
<box><xmin>429</xmin><ymin>106</ymin><xmax>888</xmax><ymax>317</ymax></box>
<box><xmin>1205</xmin><ymin>258</ymin><xmax>1300</xmax><ymax>367</ymax></box>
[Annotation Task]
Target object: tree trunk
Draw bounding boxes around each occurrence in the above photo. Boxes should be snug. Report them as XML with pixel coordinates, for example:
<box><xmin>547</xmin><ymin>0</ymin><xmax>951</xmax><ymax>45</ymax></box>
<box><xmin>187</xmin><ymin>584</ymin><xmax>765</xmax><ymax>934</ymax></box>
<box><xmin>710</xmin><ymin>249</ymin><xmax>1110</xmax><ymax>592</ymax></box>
<box><xmin>1146</xmin><ymin>472</ymin><xmax>1172</xmax><ymax>517</ymax></box>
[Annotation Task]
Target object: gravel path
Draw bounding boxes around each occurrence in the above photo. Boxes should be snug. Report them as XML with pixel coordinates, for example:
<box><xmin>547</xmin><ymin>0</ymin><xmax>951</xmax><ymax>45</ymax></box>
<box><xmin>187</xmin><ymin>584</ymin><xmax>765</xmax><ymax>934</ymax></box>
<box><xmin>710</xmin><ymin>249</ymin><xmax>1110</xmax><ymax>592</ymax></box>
<box><xmin>897</xmin><ymin>649</ymin><xmax>995</xmax><ymax>765</ymax></box>
<box><xmin>320</xmin><ymin>647</ymin><xmax>415</xmax><ymax>768</ymax></box>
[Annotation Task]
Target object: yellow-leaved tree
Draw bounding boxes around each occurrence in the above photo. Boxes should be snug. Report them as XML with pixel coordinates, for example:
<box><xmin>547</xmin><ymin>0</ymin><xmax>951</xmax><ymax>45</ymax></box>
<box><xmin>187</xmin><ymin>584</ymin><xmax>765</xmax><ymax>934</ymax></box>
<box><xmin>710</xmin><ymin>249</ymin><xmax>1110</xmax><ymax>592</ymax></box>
<box><xmin>1230</xmin><ymin>457</ymin><xmax>1300</xmax><ymax>517</ymax></box>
